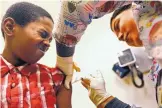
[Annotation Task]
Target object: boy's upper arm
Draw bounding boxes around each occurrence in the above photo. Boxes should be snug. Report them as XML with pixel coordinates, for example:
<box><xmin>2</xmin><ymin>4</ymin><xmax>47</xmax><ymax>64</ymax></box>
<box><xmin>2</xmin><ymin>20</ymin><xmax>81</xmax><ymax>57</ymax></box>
<box><xmin>49</xmin><ymin>67</ymin><xmax>72</xmax><ymax>108</ymax></box>
<box><xmin>56</xmin><ymin>83</ymin><xmax>72</xmax><ymax>108</ymax></box>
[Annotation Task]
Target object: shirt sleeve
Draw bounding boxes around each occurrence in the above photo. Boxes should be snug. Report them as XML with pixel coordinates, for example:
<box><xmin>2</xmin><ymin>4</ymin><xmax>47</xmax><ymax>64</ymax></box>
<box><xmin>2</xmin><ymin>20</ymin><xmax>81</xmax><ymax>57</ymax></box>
<box><xmin>50</xmin><ymin>68</ymin><xmax>65</xmax><ymax>92</ymax></box>
<box><xmin>54</xmin><ymin>1</ymin><xmax>132</xmax><ymax>57</ymax></box>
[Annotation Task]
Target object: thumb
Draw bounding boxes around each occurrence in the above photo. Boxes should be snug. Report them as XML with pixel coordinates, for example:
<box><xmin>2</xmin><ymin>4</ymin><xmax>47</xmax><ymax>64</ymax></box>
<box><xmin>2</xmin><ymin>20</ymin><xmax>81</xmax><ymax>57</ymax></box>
<box><xmin>64</xmin><ymin>75</ymin><xmax>72</xmax><ymax>89</ymax></box>
<box><xmin>73</xmin><ymin>62</ymin><xmax>81</xmax><ymax>72</ymax></box>
<box><xmin>81</xmin><ymin>78</ymin><xmax>90</xmax><ymax>90</ymax></box>
<box><xmin>81</xmin><ymin>81</ymin><xmax>90</xmax><ymax>90</ymax></box>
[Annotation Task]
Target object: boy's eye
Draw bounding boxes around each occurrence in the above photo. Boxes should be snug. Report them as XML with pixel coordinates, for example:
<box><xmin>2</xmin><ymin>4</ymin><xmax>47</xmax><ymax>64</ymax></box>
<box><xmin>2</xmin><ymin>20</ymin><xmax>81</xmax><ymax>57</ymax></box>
<box><xmin>49</xmin><ymin>37</ymin><xmax>53</xmax><ymax>43</ymax></box>
<box><xmin>39</xmin><ymin>31</ymin><xmax>49</xmax><ymax>39</ymax></box>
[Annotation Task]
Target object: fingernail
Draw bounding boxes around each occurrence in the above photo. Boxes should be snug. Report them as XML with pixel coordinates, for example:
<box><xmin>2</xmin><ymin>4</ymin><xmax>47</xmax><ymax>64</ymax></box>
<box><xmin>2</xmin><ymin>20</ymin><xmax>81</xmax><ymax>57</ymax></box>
<box><xmin>67</xmin><ymin>86</ymin><xmax>70</xmax><ymax>90</ymax></box>
<box><xmin>65</xmin><ymin>84</ymin><xmax>70</xmax><ymax>89</ymax></box>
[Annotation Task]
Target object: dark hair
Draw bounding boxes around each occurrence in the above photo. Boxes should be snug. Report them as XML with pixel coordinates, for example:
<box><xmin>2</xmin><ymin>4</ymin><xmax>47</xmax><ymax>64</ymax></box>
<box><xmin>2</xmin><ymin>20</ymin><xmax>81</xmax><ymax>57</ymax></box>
<box><xmin>1</xmin><ymin>2</ymin><xmax>54</xmax><ymax>39</ymax></box>
<box><xmin>110</xmin><ymin>4</ymin><xmax>132</xmax><ymax>31</ymax></box>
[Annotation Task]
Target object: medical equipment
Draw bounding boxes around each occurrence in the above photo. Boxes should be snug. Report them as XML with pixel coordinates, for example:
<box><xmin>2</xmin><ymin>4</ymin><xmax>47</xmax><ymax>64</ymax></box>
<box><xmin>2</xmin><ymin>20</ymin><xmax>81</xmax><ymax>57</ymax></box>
<box><xmin>116</xmin><ymin>48</ymin><xmax>144</xmax><ymax>88</ymax></box>
<box><xmin>112</xmin><ymin>62</ymin><xmax>130</xmax><ymax>78</ymax></box>
<box><xmin>118</xmin><ymin>49</ymin><xmax>136</xmax><ymax>67</ymax></box>
<box><xmin>72</xmin><ymin>69</ymin><xmax>104</xmax><ymax>84</ymax></box>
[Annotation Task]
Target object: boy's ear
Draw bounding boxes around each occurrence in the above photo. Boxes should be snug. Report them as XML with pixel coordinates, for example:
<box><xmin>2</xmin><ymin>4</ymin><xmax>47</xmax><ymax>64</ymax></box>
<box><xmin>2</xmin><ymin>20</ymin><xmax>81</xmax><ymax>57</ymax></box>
<box><xmin>3</xmin><ymin>17</ymin><xmax>15</xmax><ymax>37</ymax></box>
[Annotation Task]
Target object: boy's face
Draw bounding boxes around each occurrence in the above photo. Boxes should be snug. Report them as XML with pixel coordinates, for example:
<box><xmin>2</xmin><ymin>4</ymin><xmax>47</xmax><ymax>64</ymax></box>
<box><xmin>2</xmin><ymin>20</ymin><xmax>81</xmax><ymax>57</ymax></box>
<box><xmin>8</xmin><ymin>17</ymin><xmax>54</xmax><ymax>64</ymax></box>
<box><xmin>111</xmin><ymin>8</ymin><xmax>143</xmax><ymax>47</ymax></box>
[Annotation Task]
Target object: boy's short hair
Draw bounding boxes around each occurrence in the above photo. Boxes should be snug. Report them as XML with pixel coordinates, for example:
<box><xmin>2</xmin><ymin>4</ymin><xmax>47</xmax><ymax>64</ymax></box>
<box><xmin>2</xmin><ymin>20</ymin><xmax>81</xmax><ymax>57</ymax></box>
<box><xmin>1</xmin><ymin>2</ymin><xmax>54</xmax><ymax>39</ymax></box>
<box><xmin>110</xmin><ymin>4</ymin><xmax>132</xmax><ymax>31</ymax></box>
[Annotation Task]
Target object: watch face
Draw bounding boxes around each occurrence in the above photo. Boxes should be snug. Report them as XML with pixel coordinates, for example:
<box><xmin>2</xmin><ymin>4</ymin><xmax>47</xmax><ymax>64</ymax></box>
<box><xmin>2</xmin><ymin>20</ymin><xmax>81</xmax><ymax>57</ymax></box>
<box><xmin>118</xmin><ymin>49</ymin><xmax>135</xmax><ymax>67</ymax></box>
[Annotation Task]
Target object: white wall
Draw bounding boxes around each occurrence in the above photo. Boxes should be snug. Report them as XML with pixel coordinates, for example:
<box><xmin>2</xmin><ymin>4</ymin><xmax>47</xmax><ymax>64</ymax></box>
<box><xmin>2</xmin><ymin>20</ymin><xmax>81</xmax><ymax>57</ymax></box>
<box><xmin>0</xmin><ymin>1</ymin><xmax>158</xmax><ymax>108</ymax></box>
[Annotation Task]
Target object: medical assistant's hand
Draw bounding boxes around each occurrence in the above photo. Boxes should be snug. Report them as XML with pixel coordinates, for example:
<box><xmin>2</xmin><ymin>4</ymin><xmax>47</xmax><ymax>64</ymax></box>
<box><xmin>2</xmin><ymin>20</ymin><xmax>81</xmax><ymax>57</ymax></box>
<box><xmin>81</xmin><ymin>71</ymin><xmax>113</xmax><ymax>107</ymax></box>
<box><xmin>56</xmin><ymin>55</ymin><xmax>80</xmax><ymax>89</ymax></box>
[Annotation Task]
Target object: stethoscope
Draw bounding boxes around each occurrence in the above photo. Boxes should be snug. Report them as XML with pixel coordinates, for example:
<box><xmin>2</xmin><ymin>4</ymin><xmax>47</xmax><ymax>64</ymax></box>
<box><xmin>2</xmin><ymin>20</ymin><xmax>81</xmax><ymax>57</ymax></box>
<box><xmin>128</xmin><ymin>64</ymin><xmax>144</xmax><ymax>88</ymax></box>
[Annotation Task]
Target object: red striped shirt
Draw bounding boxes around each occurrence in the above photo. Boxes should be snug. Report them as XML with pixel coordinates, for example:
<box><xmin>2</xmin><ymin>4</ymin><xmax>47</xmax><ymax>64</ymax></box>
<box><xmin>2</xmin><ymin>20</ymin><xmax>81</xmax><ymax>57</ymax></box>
<box><xmin>0</xmin><ymin>56</ymin><xmax>65</xmax><ymax>108</ymax></box>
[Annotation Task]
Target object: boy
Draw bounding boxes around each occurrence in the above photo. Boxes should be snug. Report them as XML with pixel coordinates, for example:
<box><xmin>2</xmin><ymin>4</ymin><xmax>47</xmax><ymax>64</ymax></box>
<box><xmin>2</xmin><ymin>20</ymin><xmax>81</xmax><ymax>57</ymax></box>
<box><xmin>1</xmin><ymin>2</ymin><xmax>72</xmax><ymax>108</ymax></box>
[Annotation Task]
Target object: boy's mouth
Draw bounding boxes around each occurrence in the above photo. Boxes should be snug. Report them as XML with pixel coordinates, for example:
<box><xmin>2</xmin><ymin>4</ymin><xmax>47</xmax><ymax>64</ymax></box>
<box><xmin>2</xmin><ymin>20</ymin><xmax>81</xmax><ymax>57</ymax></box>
<box><xmin>37</xmin><ymin>44</ymin><xmax>49</xmax><ymax>53</ymax></box>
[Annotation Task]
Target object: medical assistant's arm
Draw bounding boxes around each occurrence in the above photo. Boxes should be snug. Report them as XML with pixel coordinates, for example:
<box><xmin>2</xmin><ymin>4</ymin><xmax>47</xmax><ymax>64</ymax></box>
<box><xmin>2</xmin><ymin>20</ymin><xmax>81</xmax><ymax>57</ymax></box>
<box><xmin>55</xmin><ymin>1</ymin><xmax>132</xmax><ymax>57</ymax></box>
<box><xmin>55</xmin><ymin>1</ymin><xmax>132</xmax><ymax>89</ymax></box>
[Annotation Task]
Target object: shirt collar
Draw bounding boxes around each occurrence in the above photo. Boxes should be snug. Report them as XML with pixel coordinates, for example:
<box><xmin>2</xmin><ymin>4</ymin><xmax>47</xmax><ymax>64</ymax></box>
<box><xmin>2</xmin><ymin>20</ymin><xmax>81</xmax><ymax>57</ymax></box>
<box><xmin>0</xmin><ymin>55</ymin><xmax>34</xmax><ymax>77</ymax></box>
<box><xmin>1</xmin><ymin>56</ymin><xmax>10</xmax><ymax>77</ymax></box>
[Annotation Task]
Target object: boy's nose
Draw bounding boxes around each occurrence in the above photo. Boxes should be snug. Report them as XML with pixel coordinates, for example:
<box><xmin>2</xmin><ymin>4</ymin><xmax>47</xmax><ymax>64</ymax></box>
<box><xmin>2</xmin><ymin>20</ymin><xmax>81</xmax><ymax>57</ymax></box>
<box><xmin>43</xmin><ymin>40</ymin><xmax>50</xmax><ymax>47</ymax></box>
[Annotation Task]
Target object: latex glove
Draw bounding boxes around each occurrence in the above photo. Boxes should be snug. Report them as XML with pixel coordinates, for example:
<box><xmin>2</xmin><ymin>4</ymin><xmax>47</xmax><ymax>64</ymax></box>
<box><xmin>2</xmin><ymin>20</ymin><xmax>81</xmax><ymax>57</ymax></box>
<box><xmin>56</xmin><ymin>55</ymin><xmax>80</xmax><ymax>89</ymax></box>
<box><xmin>81</xmin><ymin>70</ymin><xmax>111</xmax><ymax>107</ymax></box>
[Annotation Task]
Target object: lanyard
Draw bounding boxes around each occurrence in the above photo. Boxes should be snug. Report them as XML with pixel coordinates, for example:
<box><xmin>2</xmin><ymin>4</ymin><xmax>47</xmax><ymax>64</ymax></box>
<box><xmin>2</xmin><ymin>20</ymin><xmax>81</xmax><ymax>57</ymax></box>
<box><xmin>156</xmin><ymin>69</ymin><xmax>162</xmax><ymax>107</ymax></box>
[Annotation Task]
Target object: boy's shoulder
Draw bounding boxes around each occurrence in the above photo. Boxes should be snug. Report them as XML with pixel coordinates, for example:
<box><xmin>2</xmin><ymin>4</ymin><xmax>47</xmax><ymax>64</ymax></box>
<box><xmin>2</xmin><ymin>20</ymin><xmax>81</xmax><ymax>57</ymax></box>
<box><xmin>37</xmin><ymin>63</ymin><xmax>65</xmax><ymax>86</ymax></box>
<box><xmin>37</xmin><ymin>63</ymin><xmax>64</xmax><ymax>75</ymax></box>
<box><xmin>37</xmin><ymin>63</ymin><xmax>52</xmax><ymax>71</ymax></box>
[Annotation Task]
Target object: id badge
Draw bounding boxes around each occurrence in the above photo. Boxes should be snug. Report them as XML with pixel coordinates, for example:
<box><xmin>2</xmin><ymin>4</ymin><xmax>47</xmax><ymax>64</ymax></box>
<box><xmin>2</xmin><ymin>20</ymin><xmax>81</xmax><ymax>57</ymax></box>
<box><xmin>158</xmin><ymin>85</ymin><xmax>162</xmax><ymax>107</ymax></box>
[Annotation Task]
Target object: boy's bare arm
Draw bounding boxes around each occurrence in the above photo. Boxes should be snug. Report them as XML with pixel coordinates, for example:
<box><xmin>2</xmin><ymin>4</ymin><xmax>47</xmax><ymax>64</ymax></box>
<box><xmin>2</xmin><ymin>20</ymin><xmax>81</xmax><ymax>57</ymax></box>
<box><xmin>56</xmin><ymin>83</ymin><xmax>72</xmax><ymax>108</ymax></box>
